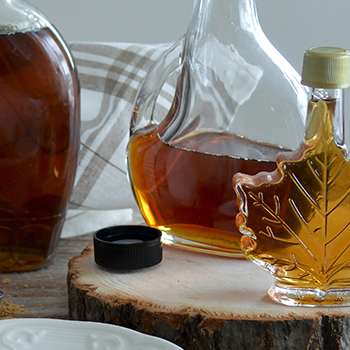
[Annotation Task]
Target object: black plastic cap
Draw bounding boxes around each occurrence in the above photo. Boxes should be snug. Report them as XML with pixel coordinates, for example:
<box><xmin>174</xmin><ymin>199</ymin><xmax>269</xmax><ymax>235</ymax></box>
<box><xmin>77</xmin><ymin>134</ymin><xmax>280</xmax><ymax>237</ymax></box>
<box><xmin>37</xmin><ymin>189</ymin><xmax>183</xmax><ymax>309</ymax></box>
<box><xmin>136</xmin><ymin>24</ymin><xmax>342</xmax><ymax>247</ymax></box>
<box><xmin>93</xmin><ymin>225</ymin><xmax>163</xmax><ymax>270</ymax></box>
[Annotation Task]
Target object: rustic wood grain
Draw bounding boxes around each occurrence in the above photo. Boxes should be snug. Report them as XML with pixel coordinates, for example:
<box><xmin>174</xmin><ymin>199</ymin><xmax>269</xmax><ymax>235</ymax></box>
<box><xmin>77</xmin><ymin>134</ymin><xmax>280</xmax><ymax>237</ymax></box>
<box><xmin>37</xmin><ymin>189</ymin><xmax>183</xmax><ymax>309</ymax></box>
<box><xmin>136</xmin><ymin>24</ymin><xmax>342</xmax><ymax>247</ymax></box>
<box><xmin>0</xmin><ymin>234</ymin><xmax>92</xmax><ymax>319</ymax></box>
<box><xmin>67</xmin><ymin>242</ymin><xmax>350</xmax><ymax>350</ymax></box>
<box><xmin>3</xmin><ymin>232</ymin><xmax>350</xmax><ymax>349</ymax></box>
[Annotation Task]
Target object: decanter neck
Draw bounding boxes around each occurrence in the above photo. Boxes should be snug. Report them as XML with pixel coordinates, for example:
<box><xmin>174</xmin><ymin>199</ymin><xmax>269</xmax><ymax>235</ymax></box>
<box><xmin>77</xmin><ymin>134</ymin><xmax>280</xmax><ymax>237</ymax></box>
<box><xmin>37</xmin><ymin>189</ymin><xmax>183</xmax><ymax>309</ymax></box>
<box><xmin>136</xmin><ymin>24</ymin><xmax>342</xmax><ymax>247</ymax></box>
<box><xmin>187</xmin><ymin>0</ymin><xmax>260</xmax><ymax>45</ymax></box>
<box><xmin>304</xmin><ymin>88</ymin><xmax>345</xmax><ymax>147</ymax></box>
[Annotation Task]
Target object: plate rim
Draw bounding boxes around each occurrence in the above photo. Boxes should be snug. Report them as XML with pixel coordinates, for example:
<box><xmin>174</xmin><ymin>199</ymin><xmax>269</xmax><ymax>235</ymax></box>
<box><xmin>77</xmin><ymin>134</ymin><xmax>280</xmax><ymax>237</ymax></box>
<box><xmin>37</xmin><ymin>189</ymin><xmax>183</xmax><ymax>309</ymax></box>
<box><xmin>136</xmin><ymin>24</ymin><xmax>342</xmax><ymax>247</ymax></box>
<box><xmin>0</xmin><ymin>318</ymin><xmax>183</xmax><ymax>349</ymax></box>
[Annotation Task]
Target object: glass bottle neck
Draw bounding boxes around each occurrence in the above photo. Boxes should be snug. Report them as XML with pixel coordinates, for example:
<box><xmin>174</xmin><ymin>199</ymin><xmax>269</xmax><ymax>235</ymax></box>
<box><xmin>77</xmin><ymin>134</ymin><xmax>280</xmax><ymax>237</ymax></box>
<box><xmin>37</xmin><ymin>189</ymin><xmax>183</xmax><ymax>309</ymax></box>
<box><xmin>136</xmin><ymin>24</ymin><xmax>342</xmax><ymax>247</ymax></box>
<box><xmin>188</xmin><ymin>0</ymin><xmax>260</xmax><ymax>44</ymax></box>
<box><xmin>304</xmin><ymin>88</ymin><xmax>345</xmax><ymax>147</ymax></box>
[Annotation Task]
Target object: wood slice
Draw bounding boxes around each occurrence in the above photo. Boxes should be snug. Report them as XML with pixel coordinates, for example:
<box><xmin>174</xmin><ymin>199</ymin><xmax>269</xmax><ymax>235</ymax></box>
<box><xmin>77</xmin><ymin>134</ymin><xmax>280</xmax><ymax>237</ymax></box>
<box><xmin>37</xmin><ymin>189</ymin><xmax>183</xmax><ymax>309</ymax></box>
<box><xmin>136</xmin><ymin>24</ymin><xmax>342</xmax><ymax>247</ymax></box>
<box><xmin>67</xmin><ymin>243</ymin><xmax>350</xmax><ymax>350</ymax></box>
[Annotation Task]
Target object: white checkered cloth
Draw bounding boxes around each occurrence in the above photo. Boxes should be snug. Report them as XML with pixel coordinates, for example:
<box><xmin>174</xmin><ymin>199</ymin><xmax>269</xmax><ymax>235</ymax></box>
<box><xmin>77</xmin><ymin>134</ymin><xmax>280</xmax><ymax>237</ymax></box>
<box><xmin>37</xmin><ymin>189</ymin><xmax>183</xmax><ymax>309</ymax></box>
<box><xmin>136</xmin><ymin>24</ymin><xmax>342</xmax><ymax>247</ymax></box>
<box><xmin>61</xmin><ymin>42</ymin><xmax>173</xmax><ymax>238</ymax></box>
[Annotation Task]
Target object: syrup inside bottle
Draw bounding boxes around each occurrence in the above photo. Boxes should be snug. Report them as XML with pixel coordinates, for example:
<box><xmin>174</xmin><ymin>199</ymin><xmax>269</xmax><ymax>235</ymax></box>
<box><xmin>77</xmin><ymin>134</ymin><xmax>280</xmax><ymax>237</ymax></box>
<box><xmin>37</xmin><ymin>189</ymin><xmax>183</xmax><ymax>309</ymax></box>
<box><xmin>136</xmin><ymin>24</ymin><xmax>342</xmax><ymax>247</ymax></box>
<box><xmin>0</xmin><ymin>28</ymin><xmax>79</xmax><ymax>271</ymax></box>
<box><xmin>128</xmin><ymin>126</ymin><xmax>284</xmax><ymax>257</ymax></box>
<box><xmin>235</xmin><ymin>95</ymin><xmax>350</xmax><ymax>305</ymax></box>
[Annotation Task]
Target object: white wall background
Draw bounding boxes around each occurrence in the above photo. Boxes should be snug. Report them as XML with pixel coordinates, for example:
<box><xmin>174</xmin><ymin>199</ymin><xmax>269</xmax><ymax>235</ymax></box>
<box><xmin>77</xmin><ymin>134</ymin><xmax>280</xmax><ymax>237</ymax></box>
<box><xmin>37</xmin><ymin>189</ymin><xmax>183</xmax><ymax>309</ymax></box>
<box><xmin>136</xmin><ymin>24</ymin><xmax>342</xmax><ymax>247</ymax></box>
<box><xmin>27</xmin><ymin>0</ymin><xmax>350</xmax><ymax>76</ymax></box>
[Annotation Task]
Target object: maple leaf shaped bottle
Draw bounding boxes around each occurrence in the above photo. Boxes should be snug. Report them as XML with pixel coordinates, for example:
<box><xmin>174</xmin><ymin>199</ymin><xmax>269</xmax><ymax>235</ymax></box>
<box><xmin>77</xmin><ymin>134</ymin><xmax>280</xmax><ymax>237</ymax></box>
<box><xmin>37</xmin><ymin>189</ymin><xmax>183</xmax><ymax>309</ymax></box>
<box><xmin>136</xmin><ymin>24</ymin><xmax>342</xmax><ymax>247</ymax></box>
<box><xmin>233</xmin><ymin>47</ymin><xmax>350</xmax><ymax>307</ymax></box>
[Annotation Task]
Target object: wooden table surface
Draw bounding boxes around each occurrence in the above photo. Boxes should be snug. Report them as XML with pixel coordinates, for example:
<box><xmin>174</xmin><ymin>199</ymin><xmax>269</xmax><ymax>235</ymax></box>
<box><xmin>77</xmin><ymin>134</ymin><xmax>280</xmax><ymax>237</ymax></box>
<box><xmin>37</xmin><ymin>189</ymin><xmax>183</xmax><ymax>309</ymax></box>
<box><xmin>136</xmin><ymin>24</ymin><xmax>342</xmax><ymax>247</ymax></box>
<box><xmin>3</xmin><ymin>232</ymin><xmax>350</xmax><ymax>349</ymax></box>
<box><xmin>0</xmin><ymin>234</ymin><xmax>93</xmax><ymax>319</ymax></box>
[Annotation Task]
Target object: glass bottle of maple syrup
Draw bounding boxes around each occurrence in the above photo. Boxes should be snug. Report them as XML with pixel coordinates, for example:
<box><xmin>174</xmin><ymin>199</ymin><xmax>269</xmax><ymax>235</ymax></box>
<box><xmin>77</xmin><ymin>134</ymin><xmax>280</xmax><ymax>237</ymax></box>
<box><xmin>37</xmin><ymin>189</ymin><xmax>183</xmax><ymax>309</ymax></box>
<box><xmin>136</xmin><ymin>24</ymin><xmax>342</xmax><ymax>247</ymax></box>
<box><xmin>234</xmin><ymin>47</ymin><xmax>350</xmax><ymax>306</ymax></box>
<box><xmin>0</xmin><ymin>0</ymin><xmax>80</xmax><ymax>271</ymax></box>
<box><xmin>127</xmin><ymin>0</ymin><xmax>307</xmax><ymax>257</ymax></box>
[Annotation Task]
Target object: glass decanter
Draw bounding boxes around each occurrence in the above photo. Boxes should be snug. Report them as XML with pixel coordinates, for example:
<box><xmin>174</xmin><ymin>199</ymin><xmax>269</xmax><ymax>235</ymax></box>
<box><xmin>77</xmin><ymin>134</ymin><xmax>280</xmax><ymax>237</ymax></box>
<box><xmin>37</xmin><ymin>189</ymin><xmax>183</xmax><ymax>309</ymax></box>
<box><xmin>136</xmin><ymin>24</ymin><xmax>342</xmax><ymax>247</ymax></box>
<box><xmin>127</xmin><ymin>0</ymin><xmax>307</xmax><ymax>257</ymax></box>
<box><xmin>0</xmin><ymin>0</ymin><xmax>80</xmax><ymax>271</ymax></box>
<box><xmin>234</xmin><ymin>47</ymin><xmax>350</xmax><ymax>306</ymax></box>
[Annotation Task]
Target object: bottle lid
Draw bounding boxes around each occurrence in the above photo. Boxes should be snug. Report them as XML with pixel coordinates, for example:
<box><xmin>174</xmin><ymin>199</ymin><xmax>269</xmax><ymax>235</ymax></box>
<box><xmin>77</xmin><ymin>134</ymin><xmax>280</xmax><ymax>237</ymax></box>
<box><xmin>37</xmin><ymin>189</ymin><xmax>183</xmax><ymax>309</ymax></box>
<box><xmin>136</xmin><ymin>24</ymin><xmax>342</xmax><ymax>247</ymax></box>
<box><xmin>93</xmin><ymin>225</ymin><xmax>163</xmax><ymax>270</ymax></box>
<box><xmin>301</xmin><ymin>46</ymin><xmax>350</xmax><ymax>89</ymax></box>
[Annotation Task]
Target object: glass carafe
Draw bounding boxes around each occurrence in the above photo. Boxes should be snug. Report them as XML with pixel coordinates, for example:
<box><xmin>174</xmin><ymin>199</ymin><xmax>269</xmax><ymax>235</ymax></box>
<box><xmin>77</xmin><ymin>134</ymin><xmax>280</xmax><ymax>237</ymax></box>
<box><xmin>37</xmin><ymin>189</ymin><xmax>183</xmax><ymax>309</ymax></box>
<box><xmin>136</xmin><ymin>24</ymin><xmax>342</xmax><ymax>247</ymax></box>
<box><xmin>126</xmin><ymin>0</ymin><xmax>307</xmax><ymax>257</ymax></box>
<box><xmin>0</xmin><ymin>0</ymin><xmax>80</xmax><ymax>270</ymax></box>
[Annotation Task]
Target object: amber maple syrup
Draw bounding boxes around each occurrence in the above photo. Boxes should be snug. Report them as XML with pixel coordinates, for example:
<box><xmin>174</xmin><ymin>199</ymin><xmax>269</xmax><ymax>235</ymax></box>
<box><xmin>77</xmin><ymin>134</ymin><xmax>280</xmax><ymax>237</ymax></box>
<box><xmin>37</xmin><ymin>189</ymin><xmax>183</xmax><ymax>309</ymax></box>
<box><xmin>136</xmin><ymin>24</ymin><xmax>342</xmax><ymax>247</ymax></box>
<box><xmin>128</xmin><ymin>127</ymin><xmax>284</xmax><ymax>256</ymax></box>
<box><xmin>0</xmin><ymin>28</ymin><xmax>79</xmax><ymax>271</ymax></box>
<box><xmin>236</xmin><ymin>97</ymin><xmax>350</xmax><ymax>305</ymax></box>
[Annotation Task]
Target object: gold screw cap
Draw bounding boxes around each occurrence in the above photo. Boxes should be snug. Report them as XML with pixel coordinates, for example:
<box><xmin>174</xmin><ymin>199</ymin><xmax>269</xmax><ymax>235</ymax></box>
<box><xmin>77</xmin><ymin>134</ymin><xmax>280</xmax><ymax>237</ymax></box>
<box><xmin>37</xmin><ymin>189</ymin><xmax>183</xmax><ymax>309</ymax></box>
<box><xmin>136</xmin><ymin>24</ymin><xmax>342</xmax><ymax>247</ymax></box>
<box><xmin>301</xmin><ymin>46</ymin><xmax>350</xmax><ymax>89</ymax></box>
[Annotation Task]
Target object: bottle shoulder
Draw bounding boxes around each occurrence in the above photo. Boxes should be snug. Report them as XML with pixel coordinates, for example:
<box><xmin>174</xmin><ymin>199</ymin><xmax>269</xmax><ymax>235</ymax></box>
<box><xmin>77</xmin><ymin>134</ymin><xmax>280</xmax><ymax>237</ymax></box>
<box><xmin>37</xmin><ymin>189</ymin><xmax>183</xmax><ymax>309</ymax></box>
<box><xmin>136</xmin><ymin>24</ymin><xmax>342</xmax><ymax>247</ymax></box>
<box><xmin>0</xmin><ymin>0</ymin><xmax>50</xmax><ymax>35</ymax></box>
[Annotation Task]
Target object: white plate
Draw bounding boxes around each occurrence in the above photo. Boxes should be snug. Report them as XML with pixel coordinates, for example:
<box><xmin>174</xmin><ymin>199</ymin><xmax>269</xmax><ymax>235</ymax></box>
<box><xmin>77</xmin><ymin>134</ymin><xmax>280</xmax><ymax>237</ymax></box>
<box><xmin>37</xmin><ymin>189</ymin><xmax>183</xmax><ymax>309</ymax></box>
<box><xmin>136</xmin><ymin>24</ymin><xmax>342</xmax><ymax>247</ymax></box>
<box><xmin>0</xmin><ymin>318</ymin><xmax>183</xmax><ymax>350</ymax></box>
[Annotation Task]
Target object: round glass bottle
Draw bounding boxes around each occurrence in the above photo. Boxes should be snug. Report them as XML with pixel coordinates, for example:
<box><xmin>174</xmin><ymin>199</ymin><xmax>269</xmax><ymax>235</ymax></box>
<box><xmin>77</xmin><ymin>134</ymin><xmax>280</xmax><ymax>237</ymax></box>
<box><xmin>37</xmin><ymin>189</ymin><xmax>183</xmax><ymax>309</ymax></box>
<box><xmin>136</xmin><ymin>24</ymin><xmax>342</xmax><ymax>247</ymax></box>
<box><xmin>0</xmin><ymin>0</ymin><xmax>80</xmax><ymax>271</ymax></box>
<box><xmin>127</xmin><ymin>0</ymin><xmax>307</xmax><ymax>257</ymax></box>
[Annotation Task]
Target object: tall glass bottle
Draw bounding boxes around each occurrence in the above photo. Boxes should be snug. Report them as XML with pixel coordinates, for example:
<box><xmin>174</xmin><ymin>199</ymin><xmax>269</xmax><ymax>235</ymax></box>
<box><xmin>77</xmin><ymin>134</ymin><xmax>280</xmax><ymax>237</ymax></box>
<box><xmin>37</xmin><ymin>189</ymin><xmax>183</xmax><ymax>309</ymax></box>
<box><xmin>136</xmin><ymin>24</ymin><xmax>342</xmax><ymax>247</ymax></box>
<box><xmin>0</xmin><ymin>0</ymin><xmax>80</xmax><ymax>271</ymax></box>
<box><xmin>234</xmin><ymin>47</ymin><xmax>350</xmax><ymax>306</ymax></box>
<box><xmin>127</xmin><ymin>0</ymin><xmax>307</xmax><ymax>257</ymax></box>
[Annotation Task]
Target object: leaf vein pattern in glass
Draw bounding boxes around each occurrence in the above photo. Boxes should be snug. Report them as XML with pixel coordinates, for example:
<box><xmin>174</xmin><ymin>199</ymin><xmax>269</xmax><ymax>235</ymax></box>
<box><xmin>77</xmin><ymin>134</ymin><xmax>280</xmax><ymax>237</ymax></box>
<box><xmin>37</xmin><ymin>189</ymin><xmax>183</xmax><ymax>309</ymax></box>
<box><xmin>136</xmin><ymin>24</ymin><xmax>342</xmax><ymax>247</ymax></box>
<box><xmin>235</xmin><ymin>98</ymin><xmax>350</xmax><ymax>291</ymax></box>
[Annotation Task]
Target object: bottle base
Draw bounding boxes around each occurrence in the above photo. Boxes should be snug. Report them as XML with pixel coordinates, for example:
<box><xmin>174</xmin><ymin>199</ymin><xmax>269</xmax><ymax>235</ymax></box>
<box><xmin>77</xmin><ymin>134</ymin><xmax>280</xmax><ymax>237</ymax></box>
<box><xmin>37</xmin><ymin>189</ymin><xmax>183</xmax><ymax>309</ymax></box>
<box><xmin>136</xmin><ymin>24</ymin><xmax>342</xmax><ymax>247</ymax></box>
<box><xmin>161</xmin><ymin>231</ymin><xmax>245</xmax><ymax>258</ymax></box>
<box><xmin>0</xmin><ymin>251</ymin><xmax>54</xmax><ymax>272</ymax></box>
<box><xmin>268</xmin><ymin>282</ymin><xmax>350</xmax><ymax>307</ymax></box>
<box><xmin>0</xmin><ymin>213</ymin><xmax>64</xmax><ymax>272</ymax></box>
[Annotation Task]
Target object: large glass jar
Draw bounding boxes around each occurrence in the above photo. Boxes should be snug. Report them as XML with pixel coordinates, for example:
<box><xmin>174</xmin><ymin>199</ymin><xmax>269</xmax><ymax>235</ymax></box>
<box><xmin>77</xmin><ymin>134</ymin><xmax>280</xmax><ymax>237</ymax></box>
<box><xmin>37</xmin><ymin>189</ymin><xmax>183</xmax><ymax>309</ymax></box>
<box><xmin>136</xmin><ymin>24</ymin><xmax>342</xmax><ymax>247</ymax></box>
<box><xmin>127</xmin><ymin>0</ymin><xmax>307</xmax><ymax>257</ymax></box>
<box><xmin>0</xmin><ymin>0</ymin><xmax>80</xmax><ymax>270</ymax></box>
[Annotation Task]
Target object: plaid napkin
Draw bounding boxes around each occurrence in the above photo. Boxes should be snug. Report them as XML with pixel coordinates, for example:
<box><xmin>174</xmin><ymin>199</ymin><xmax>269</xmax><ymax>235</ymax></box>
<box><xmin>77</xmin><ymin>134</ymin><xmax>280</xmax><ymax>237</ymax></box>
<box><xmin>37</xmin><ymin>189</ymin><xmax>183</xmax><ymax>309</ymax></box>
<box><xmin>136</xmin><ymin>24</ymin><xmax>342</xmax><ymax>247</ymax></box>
<box><xmin>61</xmin><ymin>42</ymin><xmax>173</xmax><ymax>238</ymax></box>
